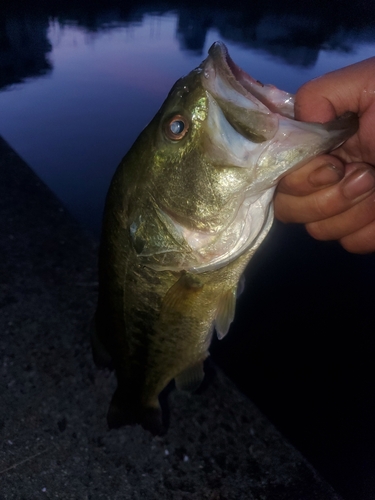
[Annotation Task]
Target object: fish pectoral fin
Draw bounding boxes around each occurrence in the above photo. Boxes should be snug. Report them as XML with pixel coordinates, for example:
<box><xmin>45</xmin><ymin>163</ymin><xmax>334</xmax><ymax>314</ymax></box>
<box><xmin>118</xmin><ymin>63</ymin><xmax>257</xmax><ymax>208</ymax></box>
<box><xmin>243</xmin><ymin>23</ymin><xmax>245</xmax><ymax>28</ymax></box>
<box><xmin>236</xmin><ymin>274</ymin><xmax>246</xmax><ymax>298</ymax></box>
<box><xmin>214</xmin><ymin>286</ymin><xmax>237</xmax><ymax>340</ymax></box>
<box><xmin>175</xmin><ymin>361</ymin><xmax>205</xmax><ymax>392</ymax></box>
<box><xmin>161</xmin><ymin>271</ymin><xmax>204</xmax><ymax>314</ymax></box>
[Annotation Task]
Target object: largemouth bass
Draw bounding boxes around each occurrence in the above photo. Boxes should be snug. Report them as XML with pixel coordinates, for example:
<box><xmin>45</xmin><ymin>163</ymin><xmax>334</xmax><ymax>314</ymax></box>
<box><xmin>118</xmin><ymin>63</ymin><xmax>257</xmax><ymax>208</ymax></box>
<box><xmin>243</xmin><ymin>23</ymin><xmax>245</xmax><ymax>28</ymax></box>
<box><xmin>93</xmin><ymin>42</ymin><xmax>357</xmax><ymax>434</ymax></box>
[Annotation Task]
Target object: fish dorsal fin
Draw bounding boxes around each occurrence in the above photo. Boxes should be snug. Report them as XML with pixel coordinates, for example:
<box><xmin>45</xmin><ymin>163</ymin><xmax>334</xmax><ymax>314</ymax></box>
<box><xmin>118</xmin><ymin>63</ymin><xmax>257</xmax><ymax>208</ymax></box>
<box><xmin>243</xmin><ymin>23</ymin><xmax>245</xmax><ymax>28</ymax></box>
<box><xmin>175</xmin><ymin>361</ymin><xmax>205</xmax><ymax>392</ymax></box>
<box><xmin>215</xmin><ymin>286</ymin><xmax>237</xmax><ymax>340</ymax></box>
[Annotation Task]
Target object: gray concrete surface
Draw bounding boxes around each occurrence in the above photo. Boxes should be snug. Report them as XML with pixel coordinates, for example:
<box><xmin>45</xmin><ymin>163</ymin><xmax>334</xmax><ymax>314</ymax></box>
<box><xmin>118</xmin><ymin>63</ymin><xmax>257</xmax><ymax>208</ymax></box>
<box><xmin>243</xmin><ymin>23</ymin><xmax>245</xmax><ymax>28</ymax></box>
<box><xmin>0</xmin><ymin>136</ymin><xmax>341</xmax><ymax>499</ymax></box>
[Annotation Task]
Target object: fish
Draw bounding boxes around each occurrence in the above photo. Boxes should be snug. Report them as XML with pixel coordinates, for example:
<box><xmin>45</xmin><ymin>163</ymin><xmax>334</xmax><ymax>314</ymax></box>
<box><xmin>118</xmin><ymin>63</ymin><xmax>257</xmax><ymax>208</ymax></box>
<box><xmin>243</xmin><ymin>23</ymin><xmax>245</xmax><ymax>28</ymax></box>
<box><xmin>92</xmin><ymin>41</ymin><xmax>358</xmax><ymax>434</ymax></box>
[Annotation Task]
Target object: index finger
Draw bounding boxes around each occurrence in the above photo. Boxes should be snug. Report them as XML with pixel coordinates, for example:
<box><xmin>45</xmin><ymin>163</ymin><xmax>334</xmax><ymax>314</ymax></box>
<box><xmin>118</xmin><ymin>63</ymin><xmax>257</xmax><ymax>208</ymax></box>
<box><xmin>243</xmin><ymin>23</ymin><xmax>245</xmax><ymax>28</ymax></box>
<box><xmin>277</xmin><ymin>155</ymin><xmax>344</xmax><ymax>196</ymax></box>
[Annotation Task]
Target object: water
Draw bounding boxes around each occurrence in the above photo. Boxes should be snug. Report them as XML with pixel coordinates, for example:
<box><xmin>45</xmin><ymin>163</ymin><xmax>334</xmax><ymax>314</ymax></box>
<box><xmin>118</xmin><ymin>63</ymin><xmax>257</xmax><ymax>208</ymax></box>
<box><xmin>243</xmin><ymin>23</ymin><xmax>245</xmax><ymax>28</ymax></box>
<box><xmin>1</xmin><ymin>2</ymin><xmax>375</xmax><ymax>498</ymax></box>
<box><xmin>1</xmin><ymin>4</ymin><xmax>374</xmax><ymax>234</ymax></box>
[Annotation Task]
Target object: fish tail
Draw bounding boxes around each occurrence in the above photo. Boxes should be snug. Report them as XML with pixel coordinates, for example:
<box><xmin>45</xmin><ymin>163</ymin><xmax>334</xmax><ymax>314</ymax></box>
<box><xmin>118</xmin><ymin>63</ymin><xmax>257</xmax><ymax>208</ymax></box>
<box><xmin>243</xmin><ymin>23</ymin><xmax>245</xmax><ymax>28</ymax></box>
<box><xmin>107</xmin><ymin>387</ymin><xmax>165</xmax><ymax>435</ymax></box>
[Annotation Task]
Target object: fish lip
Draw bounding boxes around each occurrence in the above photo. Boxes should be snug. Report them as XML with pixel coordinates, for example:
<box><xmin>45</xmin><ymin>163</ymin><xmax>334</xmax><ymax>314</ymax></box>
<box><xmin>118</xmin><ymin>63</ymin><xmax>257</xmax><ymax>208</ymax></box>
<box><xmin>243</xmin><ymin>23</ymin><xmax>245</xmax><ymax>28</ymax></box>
<box><xmin>207</xmin><ymin>41</ymin><xmax>261</xmax><ymax>101</ymax></box>
<box><xmin>204</xmin><ymin>41</ymin><xmax>294</xmax><ymax>119</ymax></box>
<box><xmin>202</xmin><ymin>41</ymin><xmax>280</xmax><ymax>143</ymax></box>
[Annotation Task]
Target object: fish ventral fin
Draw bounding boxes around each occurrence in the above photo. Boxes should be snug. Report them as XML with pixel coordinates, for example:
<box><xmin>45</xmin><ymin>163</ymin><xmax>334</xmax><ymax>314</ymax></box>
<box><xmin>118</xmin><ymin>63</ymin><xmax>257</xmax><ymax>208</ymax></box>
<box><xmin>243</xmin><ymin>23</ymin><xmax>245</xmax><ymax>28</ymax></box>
<box><xmin>175</xmin><ymin>361</ymin><xmax>205</xmax><ymax>392</ymax></box>
<box><xmin>215</xmin><ymin>285</ymin><xmax>238</xmax><ymax>340</ymax></box>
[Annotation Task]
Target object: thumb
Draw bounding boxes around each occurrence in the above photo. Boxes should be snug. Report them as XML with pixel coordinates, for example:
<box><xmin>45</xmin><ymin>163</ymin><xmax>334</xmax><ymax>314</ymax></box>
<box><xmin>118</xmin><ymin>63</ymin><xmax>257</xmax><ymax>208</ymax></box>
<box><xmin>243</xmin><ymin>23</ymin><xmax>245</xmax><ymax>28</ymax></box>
<box><xmin>295</xmin><ymin>79</ymin><xmax>337</xmax><ymax>123</ymax></box>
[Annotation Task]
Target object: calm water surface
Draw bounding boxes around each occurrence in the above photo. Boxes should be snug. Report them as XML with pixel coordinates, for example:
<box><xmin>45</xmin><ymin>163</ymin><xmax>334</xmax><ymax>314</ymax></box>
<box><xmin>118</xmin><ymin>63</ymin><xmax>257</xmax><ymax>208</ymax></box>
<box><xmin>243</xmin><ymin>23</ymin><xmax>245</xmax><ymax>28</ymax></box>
<box><xmin>1</xmin><ymin>9</ymin><xmax>374</xmax><ymax>233</ymax></box>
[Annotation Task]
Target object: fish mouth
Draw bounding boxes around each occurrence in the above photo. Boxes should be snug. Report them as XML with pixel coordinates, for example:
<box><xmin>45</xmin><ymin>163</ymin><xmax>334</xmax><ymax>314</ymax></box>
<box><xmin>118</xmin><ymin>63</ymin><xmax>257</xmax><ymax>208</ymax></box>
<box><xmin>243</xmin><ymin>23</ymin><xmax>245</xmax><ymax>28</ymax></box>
<box><xmin>201</xmin><ymin>41</ymin><xmax>286</xmax><ymax>143</ymax></box>
<box><xmin>200</xmin><ymin>41</ymin><xmax>358</xmax><ymax>173</ymax></box>
<box><xmin>203</xmin><ymin>42</ymin><xmax>294</xmax><ymax>118</ymax></box>
<box><xmin>205</xmin><ymin>41</ymin><xmax>294</xmax><ymax>118</ymax></box>
<box><xmin>207</xmin><ymin>42</ymin><xmax>260</xmax><ymax>101</ymax></box>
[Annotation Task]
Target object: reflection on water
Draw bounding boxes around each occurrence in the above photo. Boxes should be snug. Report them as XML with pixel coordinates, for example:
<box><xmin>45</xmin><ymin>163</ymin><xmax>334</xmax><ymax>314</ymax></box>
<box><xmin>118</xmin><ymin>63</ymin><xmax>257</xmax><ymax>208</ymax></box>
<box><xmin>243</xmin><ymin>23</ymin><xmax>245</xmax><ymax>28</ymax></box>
<box><xmin>0</xmin><ymin>13</ymin><xmax>52</xmax><ymax>89</ymax></box>
<box><xmin>1</xmin><ymin>1</ymin><xmax>375</xmax><ymax>92</ymax></box>
<box><xmin>1</xmin><ymin>2</ymin><xmax>375</xmax><ymax>499</ymax></box>
<box><xmin>0</xmin><ymin>3</ymin><xmax>374</xmax><ymax>233</ymax></box>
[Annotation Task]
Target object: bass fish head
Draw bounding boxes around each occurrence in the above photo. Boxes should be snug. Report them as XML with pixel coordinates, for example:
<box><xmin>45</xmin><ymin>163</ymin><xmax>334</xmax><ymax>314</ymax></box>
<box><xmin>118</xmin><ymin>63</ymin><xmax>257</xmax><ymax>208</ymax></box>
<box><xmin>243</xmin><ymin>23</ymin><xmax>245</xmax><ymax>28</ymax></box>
<box><xmin>129</xmin><ymin>42</ymin><xmax>358</xmax><ymax>273</ymax></box>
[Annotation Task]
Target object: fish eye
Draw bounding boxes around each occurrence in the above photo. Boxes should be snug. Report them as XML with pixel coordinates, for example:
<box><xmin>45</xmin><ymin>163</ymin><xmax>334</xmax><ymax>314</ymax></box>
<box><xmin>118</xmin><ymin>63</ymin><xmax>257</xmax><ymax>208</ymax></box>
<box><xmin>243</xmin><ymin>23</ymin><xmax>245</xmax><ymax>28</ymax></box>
<box><xmin>165</xmin><ymin>115</ymin><xmax>189</xmax><ymax>140</ymax></box>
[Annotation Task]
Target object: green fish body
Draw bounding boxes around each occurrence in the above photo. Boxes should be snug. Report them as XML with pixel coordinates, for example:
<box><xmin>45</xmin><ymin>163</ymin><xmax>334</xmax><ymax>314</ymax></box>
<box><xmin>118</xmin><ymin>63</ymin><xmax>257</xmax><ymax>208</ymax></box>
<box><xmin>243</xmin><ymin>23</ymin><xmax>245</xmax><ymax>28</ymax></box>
<box><xmin>93</xmin><ymin>42</ymin><xmax>357</xmax><ymax>433</ymax></box>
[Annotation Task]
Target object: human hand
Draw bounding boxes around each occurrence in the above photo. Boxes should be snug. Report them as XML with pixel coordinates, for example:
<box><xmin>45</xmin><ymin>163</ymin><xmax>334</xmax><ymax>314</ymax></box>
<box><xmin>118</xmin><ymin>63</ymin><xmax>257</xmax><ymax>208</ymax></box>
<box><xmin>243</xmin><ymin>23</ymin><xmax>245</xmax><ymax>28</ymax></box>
<box><xmin>274</xmin><ymin>57</ymin><xmax>375</xmax><ymax>253</ymax></box>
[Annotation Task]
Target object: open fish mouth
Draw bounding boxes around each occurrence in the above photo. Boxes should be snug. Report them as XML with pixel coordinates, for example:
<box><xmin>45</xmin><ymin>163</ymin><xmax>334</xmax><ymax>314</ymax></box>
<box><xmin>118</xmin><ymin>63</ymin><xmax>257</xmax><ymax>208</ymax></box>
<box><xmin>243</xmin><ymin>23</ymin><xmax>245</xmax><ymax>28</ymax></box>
<box><xmin>204</xmin><ymin>41</ymin><xmax>295</xmax><ymax>119</ymax></box>
<box><xmin>200</xmin><ymin>42</ymin><xmax>283</xmax><ymax>144</ymax></box>
<box><xmin>200</xmin><ymin>41</ymin><xmax>358</xmax><ymax>179</ymax></box>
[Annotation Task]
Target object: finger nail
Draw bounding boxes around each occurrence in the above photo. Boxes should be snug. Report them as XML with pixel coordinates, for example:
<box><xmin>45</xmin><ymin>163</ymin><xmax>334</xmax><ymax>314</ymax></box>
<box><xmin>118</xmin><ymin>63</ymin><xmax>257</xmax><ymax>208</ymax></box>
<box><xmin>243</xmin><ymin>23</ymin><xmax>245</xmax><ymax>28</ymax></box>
<box><xmin>342</xmin><ymin>168</ymin><xmax>375</xmax><ymax>200</ymax></box>
<box><xmin>308</xmin><ymin>164</ymin><xmax>344</xmax><ymax>187</ymax></box>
